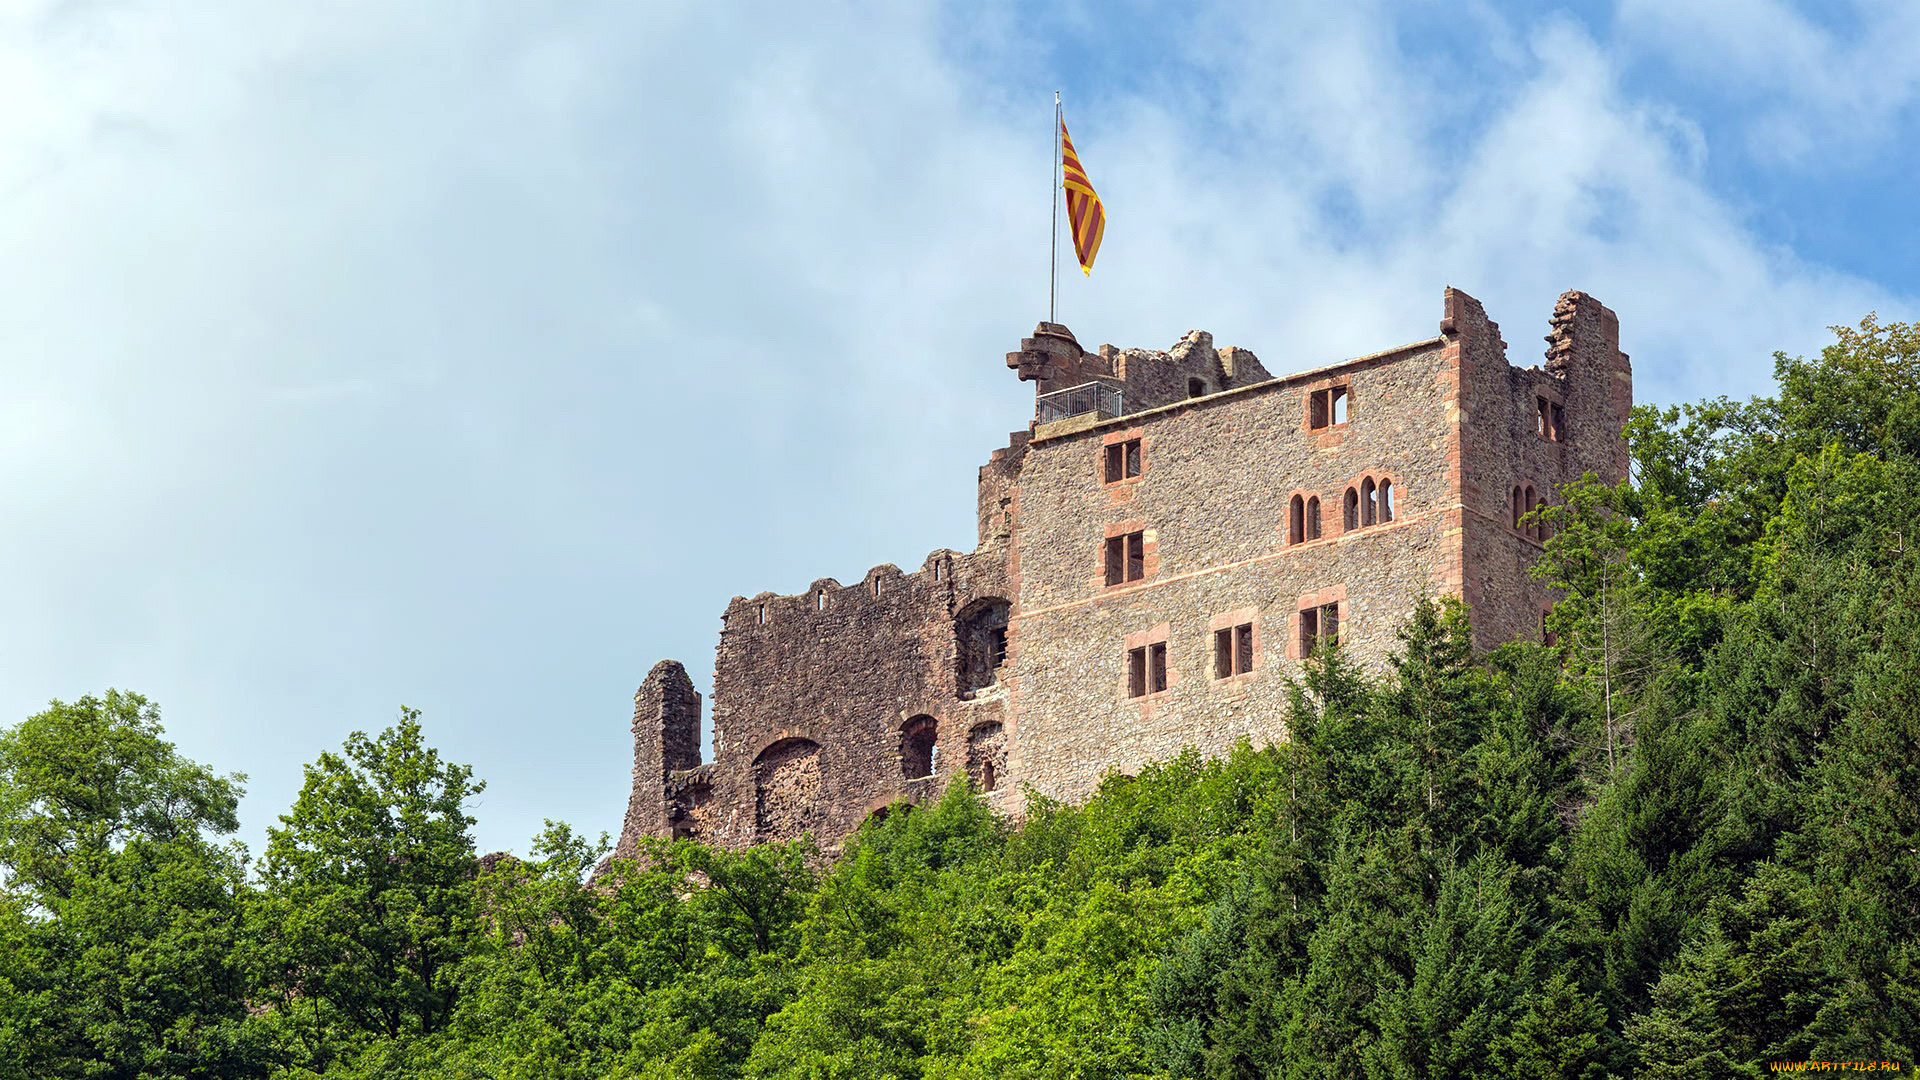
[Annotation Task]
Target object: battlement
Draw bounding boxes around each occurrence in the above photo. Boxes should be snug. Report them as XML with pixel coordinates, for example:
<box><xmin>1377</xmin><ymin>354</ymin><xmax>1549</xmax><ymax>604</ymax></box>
<box><xmin>617</xmin><ymin>286</ymin><xmax>1633</xmax><ymax>855</ymax></box>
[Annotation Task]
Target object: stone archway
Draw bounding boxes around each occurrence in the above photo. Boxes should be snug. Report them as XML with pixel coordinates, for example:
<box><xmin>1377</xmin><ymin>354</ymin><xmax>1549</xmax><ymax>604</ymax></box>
<box><xmin>753</xmin><ymin>737</ymin><xmax>823</xmax><ymax>841</ymax></box>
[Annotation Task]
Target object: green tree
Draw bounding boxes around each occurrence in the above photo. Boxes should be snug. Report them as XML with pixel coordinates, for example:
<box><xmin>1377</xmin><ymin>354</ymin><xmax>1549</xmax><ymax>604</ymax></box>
<box><xmin>0</xmin><ymin>690</ymin><xmax>241</xmax><ymax>898</ymax></box>
<box><xmin>0</xmin><ymin>692</ymin><xmax>263</xmax><ymax>1079</ymax></box>
<box><xmin>255</xmin><ymin>708</ymin><xmax>482</xmax><ymax>1069</ymax></box>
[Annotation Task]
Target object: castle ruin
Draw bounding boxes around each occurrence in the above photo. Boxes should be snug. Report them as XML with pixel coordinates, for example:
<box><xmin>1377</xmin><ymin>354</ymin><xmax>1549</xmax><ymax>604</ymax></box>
<box><xmin>614</xmin><ymin>287</ymin><xmax>1632</xmax><ymax>856</ymax></box>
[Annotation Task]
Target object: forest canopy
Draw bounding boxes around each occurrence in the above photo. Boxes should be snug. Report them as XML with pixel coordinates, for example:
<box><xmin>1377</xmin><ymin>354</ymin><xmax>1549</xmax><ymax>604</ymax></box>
<box><xmin>2</xmin><ymin>316</ymin><xmax>1917</xmax><ymax>1078</ymax></box>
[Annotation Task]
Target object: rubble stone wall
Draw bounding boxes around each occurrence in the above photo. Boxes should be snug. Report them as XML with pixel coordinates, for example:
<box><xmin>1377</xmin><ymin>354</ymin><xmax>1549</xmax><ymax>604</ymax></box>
<box><xmin>612</xmin><ymin>287</ymin><xmax>1632</xmax><ymax>855</ymax></box>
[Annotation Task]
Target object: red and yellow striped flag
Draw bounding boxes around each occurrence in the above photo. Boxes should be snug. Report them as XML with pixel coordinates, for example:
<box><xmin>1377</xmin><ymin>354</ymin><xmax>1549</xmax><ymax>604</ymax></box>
<box><xmin>1060</xmin><ymin>115</ymin><xmax>1105</xmax><ymax>276</ymax></box>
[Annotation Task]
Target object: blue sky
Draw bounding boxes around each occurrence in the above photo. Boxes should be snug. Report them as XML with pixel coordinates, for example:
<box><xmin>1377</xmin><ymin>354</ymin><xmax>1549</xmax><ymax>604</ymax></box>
<box><xmin>4</xmin><ymin>0</ymin><xmax>1917</xmax><ymax>859</ymax></box>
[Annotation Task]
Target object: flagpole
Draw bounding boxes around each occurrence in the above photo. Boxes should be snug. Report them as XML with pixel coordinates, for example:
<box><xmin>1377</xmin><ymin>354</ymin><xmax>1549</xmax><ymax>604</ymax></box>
<box><xmin>1050</xmin><ymin>91</ymin><xmax>1061</xmax><ymax>325</ymax></box>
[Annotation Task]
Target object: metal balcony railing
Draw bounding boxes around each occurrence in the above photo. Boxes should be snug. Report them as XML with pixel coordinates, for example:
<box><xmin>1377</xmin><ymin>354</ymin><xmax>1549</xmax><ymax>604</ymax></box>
<box><xmin>1036</xmin><ymin>381</ymin><xmax>1124</xmax><ymax>424</ymax></box>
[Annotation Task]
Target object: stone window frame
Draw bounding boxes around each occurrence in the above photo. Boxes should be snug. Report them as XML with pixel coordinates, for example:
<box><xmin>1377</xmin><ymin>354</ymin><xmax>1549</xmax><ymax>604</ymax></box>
<box><xmin>1290</xmin><ymin>585</ymin><xmax>1348</xmax><ymax>660</ymax></box>
<box><xmin>1285</xmin><ymin>489</ymin><xmax>1325</xmax><ymax>546</ymax></box>
<box><xmin>1511</xmin><ymin>482</ymin><xmax>1551</xmax><ymax>545</ymax></box>
<box><xmin>899</xmin><ymin>714</ymin><xmax>939</xmax><ymax>780</ymax></box>
<box><xmin>1100</xmin><ymin>427</ymin><xmax>1147</xmax><ymax>486</ymax></box>
<box><xmin>965</xmin><ymin>720</ymin><xmax>1007</xmax><ymax>793</ymax></box>
<box><xmin>1098</xmin><ymin>519</ymin><xmax>1155</xmax><ymax>589</ymax></box>
<box><xmin>1340</xmin><ymin>472</ymin><xmax>1401</xmax><ymax>534</ymax></box>
<box><xmin>1209</xmin><ymin>607</ymin><xmax>1259</xmax><ymax>680</ymax></box>
<box><xmin>1305</xmin><ymin>379</ymin><xmax>1351</xmax><ymax>431</ymax></box>
<box><xmin>1123</xmin><ymin>622</ymin><xmax>1174</xmax><ymax>699</ymax></box>
<box><xmin>1535</xmin><ymin>389</ymin><xmax>1567</xmax><ymax>443</ymax></box>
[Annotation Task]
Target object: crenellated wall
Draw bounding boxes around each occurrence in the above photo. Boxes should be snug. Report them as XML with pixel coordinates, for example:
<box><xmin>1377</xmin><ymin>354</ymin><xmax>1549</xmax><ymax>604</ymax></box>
<box><xmin>613</xmin><ymin>286</ymin><xmax>1632</xmax><ymax>855</ymax></box>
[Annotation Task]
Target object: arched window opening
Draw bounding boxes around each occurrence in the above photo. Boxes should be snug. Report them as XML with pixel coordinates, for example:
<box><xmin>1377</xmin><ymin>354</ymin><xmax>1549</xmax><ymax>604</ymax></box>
<box><xmin>1306</xmin><ymin>496</ymin><xmax>1322</xmax><ymax>540</ymax></box>
<box><xmin>1512</xmin><ymin>487</ymin><xmax>1524</xmax><ymax>529</ymax></box>
<box><xmin>1361</xmin><ymin>478</ymin><xmax>1377</xmax><ymax>526</ymax></box>
<box><xmin>1288</xmin><ymin>495</ymin><xmax>1305</xmax><ymax>546</ymax></box>
<box><xmin>957</xmin><ymin>598</ymin><xmax>1012</xmax><ymax>695</ymax></box>
<box><xmin>1344</xmin><ymin>487</ymin><xmax>1360</xmax><ymax>531</ymax></box>
<box><xmin>901</xmin><ymin>715</ymin><xmax>937</xmax><ymax>779</ymax></box>
<box><xmin>1379</xmin><ymin>479</ymin><xmax>1395</xmax><ymax>522</ymax></box>
<box><xmin>1535</xmin><ymin>495</ymin><xmax>1549</xmax><ymax>540</ymax></box>
<box><xmin>967</xmin><ymin>722</ymin><xmax>1007</xmax><ymax>793</ymax></box>
<box><xmin>753</xmin><ymin>738</ymin><xmax>823</xmax><ymax>842</ymax></box>
<box><xmin>1522</xmin><ymin>486</ymin><xmax>1536</xmax><ymax>539</ymax></box>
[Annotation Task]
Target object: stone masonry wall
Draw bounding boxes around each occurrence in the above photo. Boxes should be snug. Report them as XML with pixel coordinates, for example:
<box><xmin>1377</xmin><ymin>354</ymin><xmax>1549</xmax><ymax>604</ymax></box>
<box><xmin>1002</xmin><ymin>338</ymin><xmax>1455</xmax><ymax>810</ymax></box>
<box><xmin>613</xmin><ymin>286</ymin><xmax>1633</xmax><ymax>856</ymax></box>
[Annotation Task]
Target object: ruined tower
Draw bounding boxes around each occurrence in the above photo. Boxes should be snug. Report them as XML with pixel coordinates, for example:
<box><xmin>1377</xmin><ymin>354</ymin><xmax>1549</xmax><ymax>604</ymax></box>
<box><xmin>612</xmin><ymin>287</ymin><xmax>1633</xmax><ymax>854</ymax></box>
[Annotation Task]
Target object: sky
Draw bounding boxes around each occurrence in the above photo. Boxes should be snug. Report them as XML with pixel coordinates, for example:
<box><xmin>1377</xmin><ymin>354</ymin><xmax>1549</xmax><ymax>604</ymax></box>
<box><xmin>4</xmin><ymin>0</ymin><xmax>1918</xmax><ymax>859</ymax></box>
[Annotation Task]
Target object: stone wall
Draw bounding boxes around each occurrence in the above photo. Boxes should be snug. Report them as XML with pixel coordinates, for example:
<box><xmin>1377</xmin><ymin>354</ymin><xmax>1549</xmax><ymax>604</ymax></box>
<box><xmin>612</xmin><ymin>286</ymin><xmax>1632</xmax><ymax>856</ymax></box>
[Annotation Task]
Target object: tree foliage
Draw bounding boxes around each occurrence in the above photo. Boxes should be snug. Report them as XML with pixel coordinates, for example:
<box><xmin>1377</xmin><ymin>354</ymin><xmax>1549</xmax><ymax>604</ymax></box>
<box><xmin>3</xmin><ymin>313</ymin><xmax>1919</xmax><ymax>1075</ymax></box>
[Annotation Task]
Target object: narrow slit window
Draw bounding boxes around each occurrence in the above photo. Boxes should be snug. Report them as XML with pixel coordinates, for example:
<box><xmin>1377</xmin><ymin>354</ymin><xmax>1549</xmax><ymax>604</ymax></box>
<box><xmin>817</xmin><ymin>591</ymin><xmax>827</xmax><ymax>611</ymax></box>
<box><xmin>1361</xmin><ymin>478</ymin><xmax>1377</xmax><ymax>526</ymax></box>
<box><xmin>1512</xmin><ymin>487</ymin><xmax>1524</xmax><ymax>530</ymax></box>
<box><xmin>1306</xmin><ymin>496</ymin><xmax>1322</xmax><ymax>540</ymax></box>
<box><xmin>1537</xmin><ymin>396</ymin><xmax>1551</xmax><ymax>438</ymax></box>
<box><xmin>1289</xmin><ymin>495</ymin><xmax>1305</xmax><ymax>546</ymax></box>
<box><xmin>1379</xmin><ymin>479</ymin><xmax>1394</xmax><ymax>522</ymax></box>
<box><xmin>1523</xmin><ymin>486</ymin><xmax>1536</xmax><ymax>540</ymax></box>
<box><xmin>757</xmin><ymin>603</ymin><xmax>767</xmax><ymax>625</ymax></box>
<box><xmin>1148</xmin><ymin>642</ymin><xmax>1168</xmax><ymax>693</ymax></box>
<box><xmin>1345</xmin><ymin>487</ymin><xmax>1360</xmax><ymax>531</ymax></box>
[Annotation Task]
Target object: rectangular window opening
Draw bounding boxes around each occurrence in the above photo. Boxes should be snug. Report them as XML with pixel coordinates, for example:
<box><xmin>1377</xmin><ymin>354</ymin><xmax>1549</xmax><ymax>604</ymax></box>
<box><xmin>1551</xmin><ymin>403</ymin><xmax>1565</xmax><ymax>441</ymax></box>
<box><xmin>1300</xmin><ymin>604</ymin><xmax>1339</xmax><ymax>654</ymax></box>
<box><xmin>1310</xmin><ymin>386</ymin><xmax>1349</xmax><ymax>429</ymax></box>
<box><xmin>1127</xmin><ymin>647</ymin><xmax>1147</xmax><ymax>698</ymax></box>
<box><xmin>1149</xmin><ymin>642</ymin><xmax>1168</xmax><ymax>693</ymax></box>
<box><xmin>1216</xmin><ymin>623</ymin><xmax>1255</xmax><ymax>677</ymax></box>
<box><xmin>1127</xmin><ymin>532</ymin><xmax>1144</xmax><ymax>581</ymax></box>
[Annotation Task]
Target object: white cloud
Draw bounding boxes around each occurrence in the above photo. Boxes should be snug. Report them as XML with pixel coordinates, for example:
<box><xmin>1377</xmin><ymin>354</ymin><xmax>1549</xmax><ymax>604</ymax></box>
<box><xmin>1616</xmin><ymin>0</ymin><xmax>1920</xmax><ymax>163</ymax></box>
<box><xmin>0</xmin><ymin>0</ymin><xmax>1907</xmax><ymax>856</ymax></box>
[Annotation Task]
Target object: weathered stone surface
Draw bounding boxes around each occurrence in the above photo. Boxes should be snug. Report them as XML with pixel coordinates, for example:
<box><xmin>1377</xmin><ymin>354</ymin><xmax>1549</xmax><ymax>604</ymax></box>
<box><xmin>613</xmin><ymin>287</ymin><xmax>1632</xmax><ymax>853</ymax></box>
